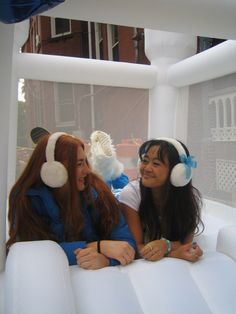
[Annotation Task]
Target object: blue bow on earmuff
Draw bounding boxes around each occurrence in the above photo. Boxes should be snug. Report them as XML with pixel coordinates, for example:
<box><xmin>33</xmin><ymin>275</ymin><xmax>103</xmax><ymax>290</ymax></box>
<box><xmin>179</xmin><ymin>154</ymin><xmax>197</xmax><ymax>179</ymax></box>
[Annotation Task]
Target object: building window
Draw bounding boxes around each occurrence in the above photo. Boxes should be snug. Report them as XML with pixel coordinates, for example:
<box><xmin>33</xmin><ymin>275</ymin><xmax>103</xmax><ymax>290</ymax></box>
<box><xmin>94</xmin><ymin>23</ymin><xmax>104</xmax><ymax>59</ymax></box>
<box><xmin>107</xmin><ymin>25</ymin><xmax>119</xmax><ymax>61</ymax></box>
<box><xmin>197</xmin><ymin>37</ymin><xmax>226</xmax><ymax>53</ymax></box>
<box><xmin>51</xmin><ymin>18</ymin><xmax>71</xmax><ymax>37</ymax></box>
<box><xmin>54</xmin><ymin>83</ymin><xmax>76</xmax><ymax>127</ymax></box>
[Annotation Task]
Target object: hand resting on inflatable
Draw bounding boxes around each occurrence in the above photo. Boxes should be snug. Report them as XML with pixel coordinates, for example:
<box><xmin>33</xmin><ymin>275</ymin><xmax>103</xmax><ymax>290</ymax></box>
<box><xmin>99</xmin><ymin>240</ymin><xmax>135</xmax><ymax>265</ymax></box>
<box><xmin>139</xmin><ymin>239</ymin><xmax>203</xmax><ymax>263</ymax></box>
<box><xmin>169</xmin><ymin>242</ymin><xmax>203</xmax><ymax>262</ymax></box>
<box><xmin>74</xmin><ymin>247</ymin><xmax>109</xmax><ymax>269</ymax></box>
<box><xmin>140</xmin><ymin>239</ymin><xmax>167</xmax><ymax>261</ymax></box>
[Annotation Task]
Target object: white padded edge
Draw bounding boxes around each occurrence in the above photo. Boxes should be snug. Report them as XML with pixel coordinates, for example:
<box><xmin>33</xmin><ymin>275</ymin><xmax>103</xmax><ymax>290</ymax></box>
<box><xmin>196</xmin><ymin>199</ymin><xmax>236</xmax><ymax>252</ymax></box>
<box><xmin>70</xmin><ymin>255</ymin><xmax>236</xmax><ymax>314</ymax></box>
<box><xmin>0</xmin><ymin>272</ymin><xmax>4</xmax><ymax>314</ymax></box>
<box><xmin>216</xmin><ymin>225</ymin><xmax>236</xmax><ymax>261</ymax></box>
<box><xmin>5</xmin><ymin>241</ymin><xmax>76</xmax><ymax>314</ymax></box>
<box><xmin>189</xmin><ymin>251</ymin><xmax>236</xmax><ymax>314</ymax></box>
<box><xmin>3</xmin><ymin>242</ymin><xmax>236</xmax><ymax>314</ymax></box>
<box><xmin>70</xmin><ymin>265</ymin><xmax>143</xmax><ymax>314</ymax></box>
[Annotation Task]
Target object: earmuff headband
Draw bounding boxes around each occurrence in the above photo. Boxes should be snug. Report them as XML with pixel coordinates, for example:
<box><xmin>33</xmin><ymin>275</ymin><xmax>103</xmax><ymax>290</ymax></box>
<box><xmin>157</xmin><ymin>137</ymin><xmax>186</xmax><ymax>157</ymax></box>
<box><xmin>45</xmin><ymin>132</ymin><xmax>67</xmax><ymax>162</ymax></box>
<box><xmin>157</xmin><ymin>137</ymin><xmax>197</xmax><ymax>187</ymax></box>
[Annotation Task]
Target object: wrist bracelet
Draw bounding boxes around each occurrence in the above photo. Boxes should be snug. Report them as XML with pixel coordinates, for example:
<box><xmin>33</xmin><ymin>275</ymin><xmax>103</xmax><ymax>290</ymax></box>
<box><xmin>97</xmin><ymin>240</ymin><xmax>101</xmax><ymax>253</ymax></box>
<box><xmin>161</xmin><ymin>237</ymin><xmax>172</xmax><ymax>256</ymax></box>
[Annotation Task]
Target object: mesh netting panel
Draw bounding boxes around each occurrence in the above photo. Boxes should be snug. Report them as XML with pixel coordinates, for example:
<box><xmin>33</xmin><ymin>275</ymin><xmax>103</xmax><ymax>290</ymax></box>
<box><xmin>17</xmin><ymin>80</ymin><xmax>149</xmax><ymax>180</ymax></box>
<box><xmin>187</xmin><ymin>73</ymin><xmax>236</xmax><ymax>207</ymax></box>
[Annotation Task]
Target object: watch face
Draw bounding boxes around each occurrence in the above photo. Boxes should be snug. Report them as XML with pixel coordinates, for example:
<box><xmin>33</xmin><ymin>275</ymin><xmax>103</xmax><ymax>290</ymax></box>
<box><xmin>30</xmin><ymin>127</ymin><xmax>50</xmax><ymax>144</ymax></box>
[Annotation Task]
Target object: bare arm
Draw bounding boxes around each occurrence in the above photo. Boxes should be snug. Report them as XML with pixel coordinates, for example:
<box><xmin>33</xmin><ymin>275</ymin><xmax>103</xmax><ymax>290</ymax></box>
<box><xmin>75</xmin><ymin>240</ymin><xmax>135</xmax><ymax>268</ymax></box>
<box><xmin>120</xmin><ymin>203</ymin><xmax>203</xmax><ymax>263</ymax></box>
<box><xmin>169</xmin><ymin>233</ymin><xmax>203</xmax><ymax>262</ymax></box>
<box><xmin>120</xmin><ymin>203</ymin><xmax>144</xmax><ymax>250</ymax></box>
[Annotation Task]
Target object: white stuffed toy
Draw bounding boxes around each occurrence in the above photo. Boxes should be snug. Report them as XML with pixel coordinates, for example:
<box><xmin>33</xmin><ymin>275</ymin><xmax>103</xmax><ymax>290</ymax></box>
<box><xmin>89</xmin><ymin>130</ymin><xmax>129</xmax><ymax>189</ymax></box>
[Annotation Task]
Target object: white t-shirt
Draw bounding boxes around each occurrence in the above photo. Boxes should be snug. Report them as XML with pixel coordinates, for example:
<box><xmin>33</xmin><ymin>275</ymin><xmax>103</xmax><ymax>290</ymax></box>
<box><xmin>119</xmin><ymin>179</ymin><xmax>141</xmax><ymax>212</ymax></box>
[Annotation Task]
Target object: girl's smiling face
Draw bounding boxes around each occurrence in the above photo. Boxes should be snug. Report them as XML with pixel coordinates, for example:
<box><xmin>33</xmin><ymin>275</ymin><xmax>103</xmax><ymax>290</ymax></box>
<box><xmin>140</xmin><ymin>145</ymin><xmax>169</xmax><ymax>188</ymax></box>
<box><xmin>76</xmin><ymin>146</ymin><xmax>91</xmax><ymax>191</ymax></box>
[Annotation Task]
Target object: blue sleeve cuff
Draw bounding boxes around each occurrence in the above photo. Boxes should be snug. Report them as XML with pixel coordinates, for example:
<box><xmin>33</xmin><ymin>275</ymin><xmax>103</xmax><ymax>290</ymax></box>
<box><xmin>111</xmin><ymin>173</ymin><xmax>129</xmax><ymax>189</ymax></box>
<box><xmin>59</xmin><ymin>241</ymin><xmax>87</xmax><ymax>265</ymax></box>
<box><xmin>109</xmin><ymin>258</ymin><xmax>120</xmax><ymax>266</ymax></box>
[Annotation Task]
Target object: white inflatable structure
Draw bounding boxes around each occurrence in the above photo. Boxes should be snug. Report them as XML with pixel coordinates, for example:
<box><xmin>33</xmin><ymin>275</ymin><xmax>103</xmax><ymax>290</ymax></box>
<box><xmin>3</xmin><ymin>200</ymin><xmax>236</xmax><ymax>314</ymax></box>
<box><xmin>1</xmin><ymin>1</ymin><xmax>236</xmax><ymax>313</ymax></box>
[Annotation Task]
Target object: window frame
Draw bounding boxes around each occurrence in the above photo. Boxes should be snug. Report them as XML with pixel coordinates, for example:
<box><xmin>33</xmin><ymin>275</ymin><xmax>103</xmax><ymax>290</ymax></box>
<box><xmin>51</xmin><ymin>17</ymin><xmax>71</xmax><ymax>38</ymax></box>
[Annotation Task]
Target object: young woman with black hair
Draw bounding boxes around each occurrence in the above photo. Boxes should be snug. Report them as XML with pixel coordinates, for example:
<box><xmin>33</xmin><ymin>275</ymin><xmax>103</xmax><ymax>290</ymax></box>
<box><xmin>119</xmin><ymin>138</ymin><xmax>204</xmax><ymax>262</ymax></box>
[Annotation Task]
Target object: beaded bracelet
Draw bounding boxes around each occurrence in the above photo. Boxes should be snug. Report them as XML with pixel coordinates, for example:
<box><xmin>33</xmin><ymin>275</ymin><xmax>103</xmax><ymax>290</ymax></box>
<box><xmin>161</xmin><ymin>237</ymin><xmax>172</xmax><ymax>256</ymax></box>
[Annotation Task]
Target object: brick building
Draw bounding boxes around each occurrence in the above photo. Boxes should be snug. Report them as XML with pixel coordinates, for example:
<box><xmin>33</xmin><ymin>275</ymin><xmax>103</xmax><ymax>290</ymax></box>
<box><xmin>21</xmin><ymin>16</ymin><xmax>149</xmax><ymax>144</ymax></box>
<box><xmin>23</xmin><ymin>16</ymin><xmax>149</xmax><ymax>63</ymax></box>
<box><xmin>20</xmin><ymin>16</ymin><xmax>150</xmax><ymax>179</ymax></box>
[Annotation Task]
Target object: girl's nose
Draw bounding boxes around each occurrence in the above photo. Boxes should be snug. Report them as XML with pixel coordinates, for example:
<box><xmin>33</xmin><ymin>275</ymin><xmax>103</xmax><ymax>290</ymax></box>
<box><xmin>144</xmin><ymin>162</ymin><xmax>153</xmax><ymax>171</ymax></box>
<box><xmin>83</xmin><ymin>162</ymin><xmax>91</xmax><ymax>174</ymax></box>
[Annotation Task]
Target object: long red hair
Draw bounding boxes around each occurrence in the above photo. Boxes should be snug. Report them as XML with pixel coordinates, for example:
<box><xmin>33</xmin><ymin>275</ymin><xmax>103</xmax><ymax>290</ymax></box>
<box><xmin>7</xmin><ymin>134</ymin><xmax>120</xmax><ymax>248</ymax></box>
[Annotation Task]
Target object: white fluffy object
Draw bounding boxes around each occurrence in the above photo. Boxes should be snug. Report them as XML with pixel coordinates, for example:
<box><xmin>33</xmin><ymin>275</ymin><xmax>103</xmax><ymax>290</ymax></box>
<box><xmin>91</xmin><ymin>154</ymin><xmax>124</xmax><ymax>181</ymax></box>
<box><xmin>40</xmin><ymin>161</ymin><xmax>68</xmax><ymax>188</ymax></box>
<box><xmin>40</xmin><ymin>132</ymin><xmax>68</xmax><ymax>188</ymax></box>
<box><xmin>90</xmin><ymin>130</ymin><xmax>124</xmax><ymax>181</ymax></box>
<box><xmin>170</xmin><ymin>163</ymin><xmax>191</xmax><ymax>187</ymax></box>
<box><xmin>157</xmin><ymin>137</ymin><xmax>193</xmax><ymax>187</ymax></box>
<box><xmin>90</xmin><ymin>131</ymin><xmax>115</xmax><ymax>156</ymax></box>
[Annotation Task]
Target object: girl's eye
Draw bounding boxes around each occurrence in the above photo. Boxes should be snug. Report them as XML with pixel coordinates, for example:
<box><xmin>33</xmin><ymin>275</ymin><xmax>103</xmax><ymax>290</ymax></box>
<box><xmin>153</xmin><ymin>162</ymin><xmax>160</xmax><ymax>167</ymax></box>
<box><xmin>77</xmin><ymin>161</ymin><xmax>84</xmax><ymax>167</ymax></box>
<box><xmin>142</xmin><ymin>158</ymin><xmax>149</xmax><ymax>164</ymax></box>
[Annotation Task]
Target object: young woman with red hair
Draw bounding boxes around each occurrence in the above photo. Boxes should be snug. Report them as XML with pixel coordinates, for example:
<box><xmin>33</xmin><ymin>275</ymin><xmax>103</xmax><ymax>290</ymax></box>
<box><xmin>7</xmin><ymin>132</ymin><xmax>135</xmax><ymax>269</ymax></box>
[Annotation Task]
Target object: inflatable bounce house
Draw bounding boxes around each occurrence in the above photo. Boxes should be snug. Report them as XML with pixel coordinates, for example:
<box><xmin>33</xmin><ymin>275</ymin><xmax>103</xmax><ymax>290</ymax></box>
<box><xmin>0</xmin><ymin>1</ymin><xmax>236</xmax><ymax>313</ymax></box>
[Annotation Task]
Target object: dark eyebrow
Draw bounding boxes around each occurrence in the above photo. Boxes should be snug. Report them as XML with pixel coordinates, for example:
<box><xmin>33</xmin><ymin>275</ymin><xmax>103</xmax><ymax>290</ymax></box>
<box><xmin>151</xmin><ymin>158</ymin><xmax>162</xmax><ymax>163</ymax></box>
<box><xmin>142</xmin><ymin>154</ymin><xmax>160</xmax><ymax>161</ymax></box>
<box><xmin>145</xmin><ymin>153</ymin><xmax>162</xmax><ymax>161</ymax></box>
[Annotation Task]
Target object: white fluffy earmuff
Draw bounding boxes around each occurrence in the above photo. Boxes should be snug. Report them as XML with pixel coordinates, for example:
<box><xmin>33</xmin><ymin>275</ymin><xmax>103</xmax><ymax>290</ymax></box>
<box><xmin>40</xmin><ymin>132</ymin><xmax>68</xmax><ymax>188</ymax></box>
<box><xmin>157</xmin><ymin>137</ymin><xmax>197</xmax><ymax>187</ymax></box>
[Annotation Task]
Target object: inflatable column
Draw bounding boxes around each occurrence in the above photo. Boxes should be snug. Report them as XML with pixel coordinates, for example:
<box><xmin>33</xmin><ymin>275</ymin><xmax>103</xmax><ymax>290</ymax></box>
<box><xmin>0</xmin><ymin>20</ymin><xmax>29</xmax><ymax>272</ymax></box>
<box><xmin>145</xmin><ymin>30</ymin><xmax>196</xmax><ymax>138</ymax></box>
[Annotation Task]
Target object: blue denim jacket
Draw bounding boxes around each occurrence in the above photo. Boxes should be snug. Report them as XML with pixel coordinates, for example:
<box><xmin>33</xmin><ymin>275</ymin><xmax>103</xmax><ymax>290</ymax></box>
<box><xmin>27</xmin><ymin>185</ymin><xmax>135</xmax><ymax>266</ymax></box>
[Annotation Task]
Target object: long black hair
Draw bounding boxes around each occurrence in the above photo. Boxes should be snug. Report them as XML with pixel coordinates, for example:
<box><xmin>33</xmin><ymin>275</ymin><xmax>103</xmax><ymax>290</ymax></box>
<box><xmin>138</xmin><ymin>139</ymin><xmax>204</xmax><ymax>243</ymax></box>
